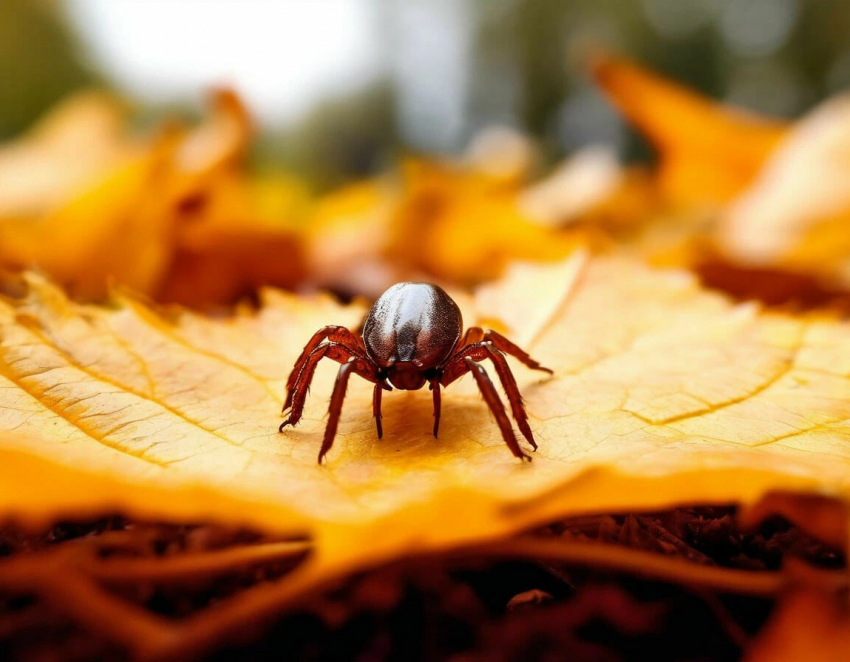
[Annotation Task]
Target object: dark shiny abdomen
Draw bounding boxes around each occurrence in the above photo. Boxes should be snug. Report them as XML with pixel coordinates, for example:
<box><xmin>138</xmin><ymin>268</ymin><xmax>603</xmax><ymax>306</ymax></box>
<box><xmin>363</xmin><ymin>283</ymin><xmax>463</xmax><ymax>371</ymax></box>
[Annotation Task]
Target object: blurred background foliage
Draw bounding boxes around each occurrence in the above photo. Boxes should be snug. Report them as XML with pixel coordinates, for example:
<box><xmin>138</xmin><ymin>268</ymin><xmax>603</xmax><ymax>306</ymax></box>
<box><xmin>0</xmin><ymin>0</ymin><xmax>97</xmax><ymax>138</ymax></box>
<box><xmin>2</xmin><ymin>0</ymin><xmax>850</xmax><ymax>188</ymax></box>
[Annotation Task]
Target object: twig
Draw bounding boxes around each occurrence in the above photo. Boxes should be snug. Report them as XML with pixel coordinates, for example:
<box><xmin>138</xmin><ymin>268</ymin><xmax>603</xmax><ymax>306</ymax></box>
<box><xmin>83</xmin><ymin>540</ymin><xmax>311</xmax><ymax>582</ymax></box>
<box><xmin>454</xmin><ymin>537</ymin><xmax>850</xmax><ymax>596</ymax></box>
<box><xmin>0</xmin><ymin>555</ymin><xmax>174</xmax><ymax>657</ymax></box>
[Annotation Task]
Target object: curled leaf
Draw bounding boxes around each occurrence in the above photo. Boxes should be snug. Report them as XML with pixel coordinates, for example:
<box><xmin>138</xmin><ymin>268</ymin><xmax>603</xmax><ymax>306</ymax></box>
<box><xmin>0</xmin><ymin>90</ymin><xmax>307</xmax><ymax>306</ymax></box>
<box><xmin>0</xmin><ymin>91</ymin><xmax>137</xmax><ymax>218</ymax></box>
<box><xmin>593</xmin><ymin>53</ymin><xmax>788</xmax><ymax>207</ymax></box>
<box><xmin>719</xmin><ymin>95</ymin><xmax>850</xmax><ymax>284</ymax></box>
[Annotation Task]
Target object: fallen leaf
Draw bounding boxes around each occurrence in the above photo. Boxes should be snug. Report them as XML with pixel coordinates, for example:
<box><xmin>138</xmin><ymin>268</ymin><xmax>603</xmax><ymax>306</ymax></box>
<box><xmin>745</xmin><ymin>590</ymin><xmax>850</xmax><ymax>662</ymax></box>
<box><xmin>592</xmin><ymin>53</ymin><xmax>788</xmax><ymax>207</ymax></box>
<box><xmin>2</xmin><ymin>252</ymin><xmax>850</xmax><ymax>563</ymax></box>
<box><xmin>519</xmin><ymin>146</ymin><xmax>627</xmax><ymax>226</ymax></box>
<box><xmin>590</xmin><ymin>55</ymin><xmax>850</xmax><ymax>307</ymax></box>
<box><xmin>0</xmin><ymin>145</ymin><xmax>177</xmax><ymax>299</ymax></box>
<box><xmin>0</xmin><ymin>89</ymin><xmax>307</xmax><ymax>306</ymax></box>
<box><xmin>389</xmin><ymin>159</ymin><xmax>580</xmax><ymax>283</ymax></box>
<box><xmin>719</xmin><ymin>94</ymin><xmax>850</xmax><ymax>286</ymax></box>
<box><xmin>3</xmin><ymin>253</ymin><xmax>850</xmax><ymax>656</ymax></box>
<box><xmin>159</xmin><ymin>169</ymin><xmax>310</xmax><ymax>306</ymax></box>
<box><xmin>0</xmin><ymin>91</ymin><xmax>138</xmax><ymax>218</ymax></box>
<box><xmin>304</xmin><ymin>180</ymin><xmax>399</xmax><ymax>298</ymax></box>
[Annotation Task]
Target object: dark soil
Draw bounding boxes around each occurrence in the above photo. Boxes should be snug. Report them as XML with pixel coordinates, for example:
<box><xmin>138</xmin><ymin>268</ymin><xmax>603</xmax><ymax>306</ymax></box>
<box><xmin>0</xmin><ymin>506</ymin><xmax>843</xmax><ymax>662</ymax></box>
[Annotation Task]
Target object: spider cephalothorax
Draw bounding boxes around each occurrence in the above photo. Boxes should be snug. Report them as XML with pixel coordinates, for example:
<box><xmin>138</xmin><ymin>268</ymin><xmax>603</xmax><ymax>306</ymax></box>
<box><xmin>279</xmin><ymin>282</ymin><xmax>552</xmax><ymax>463</ymax></box>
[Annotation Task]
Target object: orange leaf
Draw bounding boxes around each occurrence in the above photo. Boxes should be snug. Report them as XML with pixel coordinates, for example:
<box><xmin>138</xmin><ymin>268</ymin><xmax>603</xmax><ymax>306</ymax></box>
<box><xmin>592</xmin><ymin>53</ymin><xmax>788</xmax><ymax>207</ymax></box>
<box><xmin>0</xmin><ymin>145</ymin><xmax>177</xmax><ymax>299</ymax></box>
<box><xmin>746</xmin><ymin>591</ymin><xmax>850</xmax><ymax>662</ymax></box>
<box><xmin>718</xmin><ymin>95</ymin><xmax>850</xmax><ymax>286</ymax></box>
<box><xmin>0</xmin><ymin>89</ymin><xmax>307</xmax><ymax>306</ymax></box>
<box><xmin>0</xmin><ymin>91</ymin><xmax>138</xmax><ymax>218</ymax></box>
<box><xmin>304</xmin><ymin>180</ymin><xmax>398</xmax><ymax>297</ymax></box>
<box><xmin>389</xmin><ymin>159</ymin><xmax>581</xmax><ymax>283</ymax></box>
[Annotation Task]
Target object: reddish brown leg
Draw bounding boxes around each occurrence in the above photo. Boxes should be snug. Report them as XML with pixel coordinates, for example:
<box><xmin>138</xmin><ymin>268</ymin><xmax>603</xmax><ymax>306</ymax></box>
<box><xmin>462</xmin><ymin>327</ymin><xmax>552</xmax><ymax>374</ymax></box>
<box><xmin>462</xmin><ymin>357</ymin><xmax>531</xmax><ymax>461</ymax></box>
<box><xmin>279</xmin><ymin>342</ymin><xmax>380</xmax><ymax>432</ymax></box>
<box><xmin>283</xmin><ymin>326</ymin><xmax>366</xmax><ymax>412</ymax></box>
<box><xmin>442</xmin><ymin>341</ymin><xmax>538</xmax><ymax>451</ymax></box>
<box><xmin>481</xmin><ymin>344</ymin><xmax>538</xmax><ymax>451</ymax></box>
<box><xmin>430</xmin><ymin>379</ymin><xmax>441</xmax><ymax>437</ymax></box>
<box><xmin>280</xmin><ymin>344</ymin><xmax>328</xmax><ymax>431</ymax></box>
<box><xmin>373</xmin><ymin>383</ymin><xmax>384</xmax><ymax>439</ymax></box>
<box><xmin>319</xmin><ymin>359</ymin><xmax>358</xmax><ymax>464</ymax></box>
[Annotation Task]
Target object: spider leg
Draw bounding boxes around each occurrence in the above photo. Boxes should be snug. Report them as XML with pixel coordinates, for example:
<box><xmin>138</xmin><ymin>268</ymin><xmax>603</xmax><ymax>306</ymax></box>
<box><xmin>372</xmin><ymin>382</ymin><xmax>384</xmax><ymax>439</ymax></box>
<box><xmin>481</xmin><ymin>343</ymin><xmax>538</xmax><ymax>451</ymax></box>
<box><xmin>279</xmin><ymin>342</ymin><xmax>379</xmax><ymax>432</ymax></box>
<box><xmin>442</xmin><ymin>341</ymin><xmax>538</xmax><ymax>451</ymax></box>
<box><xmin>283</xmin><ymin>326</ymin><xmax>367</xmax><ymax>412</ymax></box>
<box><xmin>461</xmin><ymin>327</ymin><xmax>552</xmax><ymax>374</ymax></box>
<box><xmin>462</xmin><ymin>357</ymin><xmax>531</xmax><ymax>461</ymax></box>
<box><xmin>430</xmin><ymin>379</ymin><xmax>442</xmax><ymax>437</ymax></box>
<box><xmin>319</xmin><ymin>358</ymin><xmax>358</xmax><ymax>464</ymax></box>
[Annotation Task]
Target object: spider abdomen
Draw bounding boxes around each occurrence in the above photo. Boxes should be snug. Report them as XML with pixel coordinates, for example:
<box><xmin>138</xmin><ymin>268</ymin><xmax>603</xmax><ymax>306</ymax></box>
<box><xmin>362</xmin><ymin>282</ymin><xmax>463</xmax><ymax>371</ymax></box>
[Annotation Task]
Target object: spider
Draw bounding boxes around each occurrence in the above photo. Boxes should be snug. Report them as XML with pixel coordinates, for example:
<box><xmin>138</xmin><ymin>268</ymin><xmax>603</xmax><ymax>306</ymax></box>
<box><xmin>279</xmin><ymin>282</ymin><xmax>552</xmax><ymax>463</ymax></box>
